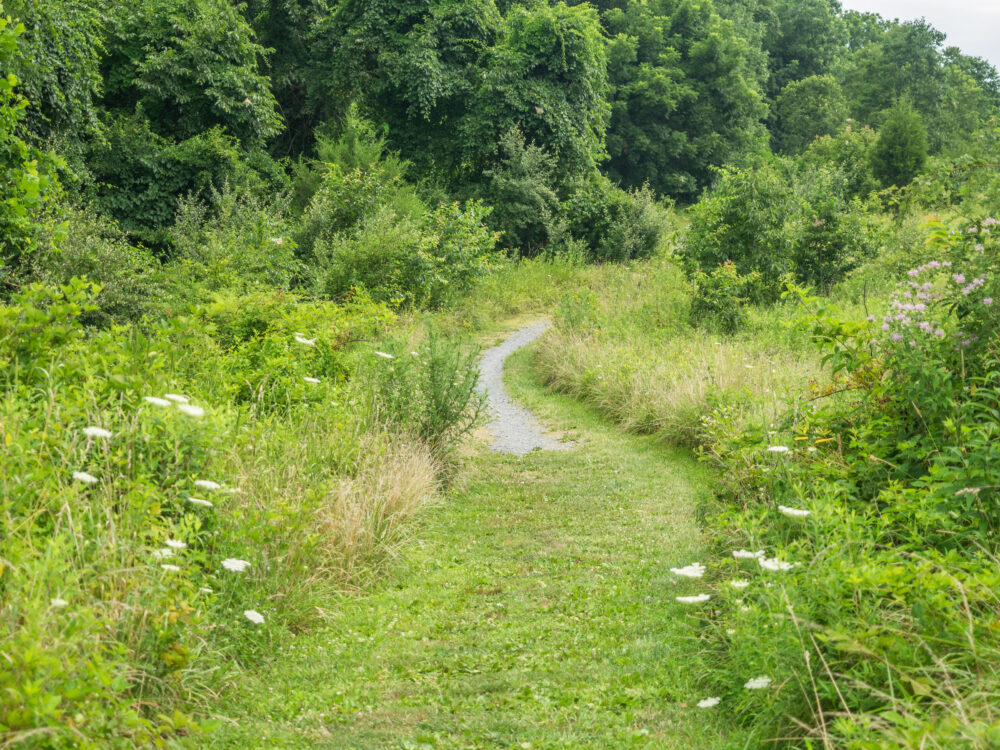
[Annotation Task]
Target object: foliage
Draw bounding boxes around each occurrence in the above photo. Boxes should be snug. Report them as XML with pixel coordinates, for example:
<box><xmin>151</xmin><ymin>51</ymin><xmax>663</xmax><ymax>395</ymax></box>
<box><xmin>797</xmin><ymin>120</ymin><xmax>880</xmax><ymax>200</ymax></box>
<box><xmin>871</xmin><ymin>99</ymin><xmax>929</xmax><ymax>188</ymax></box>
<box><xmin>2</xmin><ymin>0</ymin><xmax>105</xmax><ymax>151</ymax></box>
<box><xmin>773</xmin><ymin>74</ymin><xmax>847</xmax><ymax>154</ymax></box>
<box><xmin>560</xmin><ymin>175</ymin><xmax>666</xmax><ymax>262</ymax></box>
<box><xmin>690</xmin><ymin>261</ymin><xmax>760</xmax><ymax>332</ymax></box>
<box><xmin>602</xmin><ymin>0</ymin><xmax>767</xmax><ymax>199</ymax></box>
<box><xmin>102</xmin><ymin>0</ymin><xmax>282</xmax><ymax>147</ymax></box>
<box><xmin>0</xmin><ymin>9</ymin><xmax>65</xmax><ymax>284</ymax></box>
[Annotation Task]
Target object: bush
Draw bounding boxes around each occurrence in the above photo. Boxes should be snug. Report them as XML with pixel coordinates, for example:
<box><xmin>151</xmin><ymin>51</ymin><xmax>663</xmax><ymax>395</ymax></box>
<box><xmin>25</xmin><ymin>206</ymin><xmax>161</xmax><ymax>326</ymax></box>
<box><xmin>685</xmin><ymin>162</ymin><xmax>793</xmax><ymax>300</ymax></box>
<box><xmin>690</xmin><ymin>261</ymin><xmax>760</xmax><ymax>333</ymax></box>
<box><xmin>560</xmin><ymin>175</ymin><xmax>667</xmax><ymax>262</ymax></box>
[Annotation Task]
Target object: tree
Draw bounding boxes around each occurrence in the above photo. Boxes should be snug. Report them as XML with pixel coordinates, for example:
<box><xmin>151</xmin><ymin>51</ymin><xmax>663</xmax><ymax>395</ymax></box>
<box><xmin>102</xmin><ymin>0</ymin><xmax>282</xmax><ymax>147</ymax></box>
<box><xmin>871</xmin><ymin>100</ymin><xmax>928</xmax><ymax>188</ymax></box>
<box><xmin>773</xmin><ymin>74</ymin><xmax>847</xmax><ymax>153</ymax></box>
<box><xmin>601</xmin><ymin>0</ymin><xmax>766</xmax><ymax>199</ymax></box>
<box><xmin>761</xmin><ymin>0</ymin><xmax>845</xmax><ymax>97</ymax></box>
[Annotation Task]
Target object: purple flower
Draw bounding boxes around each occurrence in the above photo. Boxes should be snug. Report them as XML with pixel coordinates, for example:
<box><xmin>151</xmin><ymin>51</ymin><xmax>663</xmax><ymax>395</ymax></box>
<box><xmin>929</xmin><ymin>261</ymin><xmax>941</xmax><ymax>268</ymax></box>
<box><xmin>953</xmin><ymin>274</ymin><xmax>966</xmax><ymax>284</ymax></box>
<box><xmin>984</xmin><ymin>298</ymin><xmax>994</xmax><ymax>306</ymax></box>
<box><xmin>935</xmin><ymin>329</ymin><xmax>945</xmax><ymax>337</ymax></box>
<box><xmin>866</xmin><ymin>315</ymin><xmax>876</xmax><ymax>322</ymax></box>
<box><xmin>881</xmin><ymin>323</ymin><xmax>891</xmax><ymax>332</ymax></box>
<box><xmin>976</xmin><ymin>244</ymin><xmax>985</xmax><ymax>251</ymax></box>
<box><xmin>908</xmin><ymin>269</ymin><xmax>920</xmax><ymax>277</ymax></box>
<box><xmin>942</xmin><ymin>261</ymin><xmax>952</xmax><ymax>267</ymax></box>
<box><xmin>891</xmin><ymin>333</ymin><xmax>903</xmax><ymax>341</ymax></box>
<box><xmin>969</xmin><ymin>227</ymin><xmax>979</xmax><ymax>234</ymax></box>
<box><xmin>914</xmin><ymin>304</ymin><xmax>926</xmax><ymax>312</ymax></box>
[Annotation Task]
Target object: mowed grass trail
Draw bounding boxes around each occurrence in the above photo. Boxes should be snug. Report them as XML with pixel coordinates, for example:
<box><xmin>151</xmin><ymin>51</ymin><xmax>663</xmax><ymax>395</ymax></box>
<box><xmin>207</xmin><ymin>345</ymin><xmax>729</xmax><ymax>748</ymax></box>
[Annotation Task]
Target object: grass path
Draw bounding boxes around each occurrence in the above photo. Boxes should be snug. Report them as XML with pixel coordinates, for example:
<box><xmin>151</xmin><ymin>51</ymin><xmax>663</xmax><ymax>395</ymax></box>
<box><xmin>208</xmin><ymin>343</ymin><xmax>728</xmax><ymax>748</ymax></box>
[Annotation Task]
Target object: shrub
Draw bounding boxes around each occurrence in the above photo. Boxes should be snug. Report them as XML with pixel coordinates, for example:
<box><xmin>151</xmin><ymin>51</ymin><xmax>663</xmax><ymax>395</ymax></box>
<box><xmin>25</xmin><ymin>206</ymin><xmax>161</xmax><ymax>326</ymax></box>
<box><xmin>685</xmin><ymin>162</ymin><xmax>793</xmax><ymax>300</ymax></box>
<box><xmin>560</xmin><ymin>175</ymin><xmax>666</xmax><ymax>262</ymax></box>
<box><xmin>690</xmin><ymin>261</ymin><xmax>760</xmax><ymax>333</ymax></box>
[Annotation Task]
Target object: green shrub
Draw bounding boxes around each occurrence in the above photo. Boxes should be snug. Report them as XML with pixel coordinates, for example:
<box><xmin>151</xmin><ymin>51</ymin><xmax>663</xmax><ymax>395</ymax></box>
<box><xmin>560</xmin><ymin>175</ymin><xmax>666</xmax><ymax>262</ymax></box>
<box><xmin>24</xmin><ymin>206</ymin><xmax>161</xmax><ymax>326</ymax></box>
<box><xmin>690</xmin><ymin>261</ymin><xmax>760</xmax><ymax>333</ymax></box>
<box><xmin>685</xmin><ymin>162</ymin><xmax>793</xmax><ymax>300</ymax></box>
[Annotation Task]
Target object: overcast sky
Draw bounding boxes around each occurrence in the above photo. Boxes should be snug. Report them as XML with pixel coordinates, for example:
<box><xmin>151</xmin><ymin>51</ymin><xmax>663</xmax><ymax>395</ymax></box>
<box><xmin>838</xmin><ymin>0</ymin><xmax>1000</xmax><ymax>68</ymax></box>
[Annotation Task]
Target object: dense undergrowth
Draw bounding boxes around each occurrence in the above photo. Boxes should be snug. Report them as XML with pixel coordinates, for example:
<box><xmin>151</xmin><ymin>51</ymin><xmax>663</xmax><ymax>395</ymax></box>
<box><xmin>533</xmin><ymin>134</ymin><xmax>1000</xmax><ymax>747</ymax></box>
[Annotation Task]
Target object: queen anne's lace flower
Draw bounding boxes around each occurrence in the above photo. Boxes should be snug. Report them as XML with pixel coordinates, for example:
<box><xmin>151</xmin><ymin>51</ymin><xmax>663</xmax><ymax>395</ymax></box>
<box><xmin>165</xmin><ymin>539</ymin><xmax>187</xmax><ymax>549</ymax></box>
<box><xmin>164</xmin><ymin>394</ymin><xmax>189</xmax><ymax>404</ymax></box>
<box><xmin>374</xmin><ymin>351</ymin><xmax>395</xmax><ymax>359</ymax></box>
<box><xmin>51</xmin><ymin>598</ymin><xmax>69</xmax><ymax>608</ymax></box>
<box><xmin>732</xmin><ymin>549</ymin><xmax>764</xmax><ymax>560</ymax></box>
<box><xmin>194</xmin><ymin>480</ymin><xmax>222</xmax><ymax>491</ymax></box>
<box><xmin>83</xmin><ymin>426</ymin><xmax>113</xmax><ymax>439</ymax></box>
<box><xmin>675</xmin><ymin>594</ymin><xmax>711</xmax><ymax>604</ymax></box>
<box><xmin>188</xmin><ymin>496</ymin><xmax>214</xmax><ymax>507</ymax></box>
<box><xmin>729</xmin><ymin>579</ymin><xmax>750</xmax><ymax>589</ymax></box>
<box><xmin>73</xmin><ymin>471</ymin><xmax>99</xmax><ymax>485</ymax></box>
<box><xmin>161</xmin><ymin>564</ymin><xmax>181</xmax><ymax>572</ymax></box>
<box><xmin>669</xmin><ymin>563</ymin><xmax>706</xmax><ymax>578</ymax></box>
<box><xmin>778</xmin><ymin>505</ymin><xmax>811</xmax><ymax>518</ymax></box>
<box><xmin>222</xmin><ymin>558</ymin><xmax>251</xmax><ymax>572</ymax></box>
<box><xmin>144</xmin><ymin>396</ymin><xmax>171</xmax><ymax>407</ymax></box>
<box><xmin>767</xmin><ymin>445</ymin><xmax>790</xmax><ymax>454</ymax></box>
<box><xmin>758</xmin><ymin>556</ymin><xmax>795</xmax><ymax>572</ymax></box>
<box><xmin>295</xmin><ymin>335</ymin><xmax>316</xmax><ymax>347</ymax></box>
<box><xmin>303</xmin><ymin>377</ymin><xmax>320</xmax><ymax>384</ymax></box>
<box><xmin>176</xmin><ymin>404</ymin><xmax>204</xmax><ymax>417</ymax></box>
<box><xmin>244</xmin><ymin>609</ymin><xmax>265</xmax><ymax>624</ymax></box>
<box><xmin>697</xmin><ymin>697</ymin><xmax>721</xmax><ymax>708</ymax></box>
<box><xmin>744</xmin><ymin>676</ymin><xmax>772</xmax><ymax>690</ymax></box>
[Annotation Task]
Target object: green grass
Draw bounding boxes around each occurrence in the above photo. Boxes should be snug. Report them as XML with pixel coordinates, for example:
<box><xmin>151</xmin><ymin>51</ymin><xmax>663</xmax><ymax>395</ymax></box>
<box><xmin>206</xmin><ymin>344</ymin><xmax>732</xmax><ymax>748</ymax></box>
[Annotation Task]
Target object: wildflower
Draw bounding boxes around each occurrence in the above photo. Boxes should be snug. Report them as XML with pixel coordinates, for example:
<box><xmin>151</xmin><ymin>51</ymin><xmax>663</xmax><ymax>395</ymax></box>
<box><xmin>744</xmin><ymin>676</ymin><xmax>772</xmax><ymax>690</ymax></box>
<box><xmin>176</xmin><ymin>404</ymin><xmax>205</xmax><ymax>417</ymax></box>
<box><xmin>152</xmin><ymin>548</ymin><xmax>174</xmax><ymax>560</ymax></box>
<box><xmin>144</xmin><ymin>396</ymin><xmax>171</xmax><ymax>407</ymax></box>
<box><xmin>758</xmin><ymin>557</ymin><xmax>794</xmax><ymax>572</ymax></box>
<box><xmin>83</xmin><ymin>426</ymin><xmax>113</xmax><ymax>439</ymax></box>
<box><xmin>670</xmin><ymin>563</ymin><xmax>706</xmax><ymax>578</ymax></box>
<box><xmin>194</xmin><ymin>480</ymin><xmax>222</xmax><ymax>491</ymax></box>
<box><xmin>295</xmin><ymin>335</ymin><xmax>316</xmax><ymax>347</ymax></box>
<box><xmin>984</xmin><ymin>298</ymin><xmax>994</xmax><ymax>306</ymax></box>
<box><xmin>222</xmin><ymin>558</ymin><xmax>251</xmax><ymax>572</ymax></box>
<box><xmin>744</xmin><ymin>364</ymin><xmax>753</xmax><ymax>369</ymax></box>
<box><xmin>72</xmin><ymin>471</ymin><xmax>99</xmax><ymax>485</ymax></box>
<box><xmin>161</xmin><ymin>564</ymin><xmax>181</xmax><ymax>572</ymax></box>
<box><xmin>732</xmin><ymin>549</ymin><xmax>764</xmax><ymax>560</ymax></box>
<box><xmin>187</xmin><ymin>496</ymin><xmax>213</xmax><ymax>507</ymax></box>
<box><xmin>766</xmin><ymin>446</ymin><xmax>790</xmax><ymax>454</ymax></box>
<box><xmin>955</xmin><ymin>487</ymin><xmax>981</xmax><ymax>497</ymax></box>
<box><xmin>953</xmin><ymin>274</ymin><xmax>967</xmax><ymax>284</ymax></box>
<box><xmin>697</xmin><ymin>697</ymin><xmax>721</xmax><ymax>708</ymax></box>
<box><xmin>866</xmin><ymin>315</ymin><xmax>875</xmax><ymax>322</ymax></box>
<box><xmin>51</xmin><ymin>598</ymin><xmax>69</xmax><ymax>608</ymax></box>
<box><xmin>778</xmin><ymin>505</ymin><xmax>811</xmax><ymax>518</ymax></box>
<box><xmin>164</xmin><ymin>394</ymin><xmax>189</xmax><ymax>404</ymax></box>
<box><xmin>303</xmin><ymin>377</ymin><xmax>320</xmax><ymax>384</ymax></box>
<box><xmin>730</xmin><ymin>579</ymin><xmax>750</xmax><ymax>589</ymax></box>
<box><xmin>676</xmin><ymin>594</ymin><xmax>711</xmax><ymax>604</ymax></box>
<box><xmin>164</xmin><ymin>539</ymin><xmax>187</xmax><ymax>549</ymax></box>
<box><xmin>244</xmin><ymin>609</ymin><xmax>265</xmax><ymax>624</ymax></box>
<box><xmin>199</xmin><ymin>587</ymin><xmax>213</xmax><ymax>594</ymax></box>
<box><xmin>976</xmin><ymin>244</ymin><xmax>985</xmax><ymax>251</ymax></box>
<box><xmin>374</xmin><ymin>351</ymin><xmax>395</xmax><ymax>360</ymax></box>
<box><xmin>891</xmin><ymin>333</ymin><xmax>903</xmax><ymax>342</ymax></box>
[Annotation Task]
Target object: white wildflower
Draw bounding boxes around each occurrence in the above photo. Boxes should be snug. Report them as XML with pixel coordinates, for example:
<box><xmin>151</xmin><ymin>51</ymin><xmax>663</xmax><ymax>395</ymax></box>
<box><xmin>72</xmin><ymin>471</ymin><xmax>99</xmax><ymax>485</ymax></box>
<box><xmin>222</xmin><ymin>558</ymin><xmax>251</xmax><ymax>572</ymax></box>
<box><xmin>176</xmin><ymin>403</ymin><xmax>204</xmax><ymax>417</ymax></box>
<box><xmin>744</xmin><ymin>676</ymin><xmax>772</xmax><ymax>690</ymax></box>
<box><xmin>303</xmin><ymin>377</ymin><xmax>320</xmax><ymax>384</ymax></box>
<box><xmin>955</xmin><ymin>487</ymin><xmax>981</xmax><ymax>497</ymax></box>
<box><xmin>164</xmin><ymin>539</ymin><xmax>187</xmax><ymax>549</ymax></box>
<box><xmin>51</xmin><ymin>598</ymin><xmax>69</xmax><ymax>608</ymax></box>
<box><xmin>164</xmin><ymin>394</ymin><xmax>190</xmax><ymax>404</ymax></box>
<box><xmin>767</xmin><ymin>445</ymin><xmax>790</xmax><ymax>454</ymax></box>
<box><xmin>758</xmin><ymin>556</ymin><xmax>795</xmax><ymax>572</ymax></box>
<box><xmin>697</xmin><ymin>697</ymin><xmax>721</xmax><ymax>708</ymax></box>
<box><xmin>294</xmin><ymin>335</ymin><xmax>316</xmax><ymax>347</ymax></box>
<box><xmin>198</xmin><ymin>587</ymin><xmax>213</xmax><ymax>594</ymax></box>
<box><xmin>729</xmin><ymin>579</ymin><xmax>750</xmax><ymax>589</ymax></box>
<box><xmin>374</xmin><ymin>351</ymin><xmax>395</xmax><ymax>359</ymax></box>
<box><xmin>161</xmin><ymin>564</ymin><xmax>181</xmax><ymax>572</ymax></box>
<box><xmin>83</xmin><ymin>426</ymin><xmax>113</xmax><ymax>439</ymax></box>
<box><xmin>194</xmin><ymin>480</ymin><xmax>222</xmax><ymax>491</ymax></box>
<box><xmin>675</xmin><ymin>594</ymin><xmax>711</xmax><ymax>604</ymax></box>
<box><xmin>732</xmin><ymin>549</ymin><xmax>764</xmax><ymax>559</ymax></box>
<box><xmin>152</xmin><ymin>548</ymin><xmax>174</xmax><ymax>560</ymax></box>
<box><xmin>244</xmin><ymin>609</ymin><xmax>265</xmax><ymax>624</ymax></box>
<box><xmin>670</xmin><ymin>563</ymin><xmax>706</xmax><ymax>578</ymax></box>
<box><xmin>778</xmin><ymin>505</ymin><xmax>811</xmax><ymax>519</ymax></box>
<box><xmin>144</xmin><ymin>396</ymin><xmax>171</xmax><ymax>407</ymax></box>
<box><xmin>187</xmin><ymin>496</ymin><xmax>214</xmax><ymax>507</ymax></box>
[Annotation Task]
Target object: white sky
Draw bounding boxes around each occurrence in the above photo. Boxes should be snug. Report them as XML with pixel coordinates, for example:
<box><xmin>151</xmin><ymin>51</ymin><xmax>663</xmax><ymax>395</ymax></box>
<box><xmin>838</xmin><ymin>0</ymin><xmax>1000</xmax><ymax>68</ymax></box>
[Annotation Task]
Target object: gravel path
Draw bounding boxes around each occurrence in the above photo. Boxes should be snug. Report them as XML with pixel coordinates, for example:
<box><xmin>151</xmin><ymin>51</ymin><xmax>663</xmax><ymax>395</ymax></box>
<box><xmin>477</xmin><ymin>320</ymin><xmax>566</xmax><ymax>455</ymax></box>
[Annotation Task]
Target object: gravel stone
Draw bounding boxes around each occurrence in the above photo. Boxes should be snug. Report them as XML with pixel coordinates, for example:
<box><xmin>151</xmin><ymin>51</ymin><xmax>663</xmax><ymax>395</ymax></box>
<box><xmin>477</xmin><ymin>320</ymin><xmax>566</xmax><ymax>455</ymax></box>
